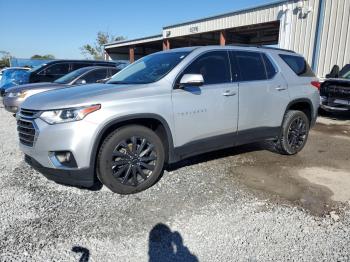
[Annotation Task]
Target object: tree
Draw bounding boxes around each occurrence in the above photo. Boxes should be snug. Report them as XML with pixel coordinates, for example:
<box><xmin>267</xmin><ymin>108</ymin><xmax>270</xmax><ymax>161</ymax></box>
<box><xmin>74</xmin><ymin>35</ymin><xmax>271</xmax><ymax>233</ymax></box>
<box><xmin>0</xmin><ymin>51</ymin><xmax>11</xmax><ymax>68</ymax></box>
<box><xmin>81</xmin><ymin>31</ymin><xmax>126</xmax><ymax>60</ymax></box>
<box><xmin>30</xmin><ymin>54</ymin><xmax>55</xmax><ymax>60</ymax></box>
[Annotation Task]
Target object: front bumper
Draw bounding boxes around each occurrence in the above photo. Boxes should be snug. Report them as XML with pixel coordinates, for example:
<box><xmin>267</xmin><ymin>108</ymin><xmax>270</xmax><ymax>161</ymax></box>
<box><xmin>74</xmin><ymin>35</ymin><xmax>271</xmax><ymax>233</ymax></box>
<box><xmin>18</xmin><ymin>114</ymin><xmax>102</xmax><ymax>187</ymax></box>
<box><xmin>320</xmin><ymin>96</ymin><xmax>350</xmax><ymax>112</ymax></box>
<box><xmin>25</xmin><ymin>155</ymin><xmax>95</xmax><ymax>187</ymax></box>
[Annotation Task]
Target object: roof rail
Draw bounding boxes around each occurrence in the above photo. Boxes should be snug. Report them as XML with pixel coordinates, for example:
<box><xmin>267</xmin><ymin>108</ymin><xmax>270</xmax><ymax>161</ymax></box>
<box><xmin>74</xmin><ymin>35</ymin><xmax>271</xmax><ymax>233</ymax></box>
<box><xmin>228</xmin><ymin>44</ymin><xmax>295</xmax><ymax>53</ymax></box>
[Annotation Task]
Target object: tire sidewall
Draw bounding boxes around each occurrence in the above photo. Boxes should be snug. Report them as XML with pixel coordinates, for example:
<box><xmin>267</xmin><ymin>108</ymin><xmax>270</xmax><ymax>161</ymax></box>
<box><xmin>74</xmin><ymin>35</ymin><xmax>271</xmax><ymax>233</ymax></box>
<box><xmin>280</xmin><ymin>111</ymin><xmax>310</xmax><ymax>155</ymax></box>
<box><xmin>97</xmin><ymin>125</ymin><xmax>165</xmax><ymax>194</ymax></box>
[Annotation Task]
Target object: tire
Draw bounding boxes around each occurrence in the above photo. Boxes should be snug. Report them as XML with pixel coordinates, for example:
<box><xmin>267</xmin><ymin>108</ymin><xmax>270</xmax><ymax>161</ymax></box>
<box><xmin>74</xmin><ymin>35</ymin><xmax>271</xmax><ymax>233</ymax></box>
<box><xmin>275</xmin><ymin>110</ymin><xmax>310</xmax><ymax>155</ymax></box>
<box><xmin>97</xmin><ymin>125</ymin><xmax>165</xmax><ymax>194</ymax></box>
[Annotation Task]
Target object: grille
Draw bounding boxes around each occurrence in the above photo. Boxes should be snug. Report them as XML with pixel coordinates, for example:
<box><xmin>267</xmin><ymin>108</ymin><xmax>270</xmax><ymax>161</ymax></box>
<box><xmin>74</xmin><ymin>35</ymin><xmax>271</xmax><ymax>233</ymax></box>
<box><xmin>19</xmin><ymin>108</ymin><xmax>40</xmax><ymax>118</ymax></box>
<box><xmin>322</xmin><ymin>84</ymin><xmax>350</xmax><ymax>99</ymax></box>
<box><xmin>17</xmin><ymin>109</ymin><xmax>39</xmax><ymax>147</ymax></box>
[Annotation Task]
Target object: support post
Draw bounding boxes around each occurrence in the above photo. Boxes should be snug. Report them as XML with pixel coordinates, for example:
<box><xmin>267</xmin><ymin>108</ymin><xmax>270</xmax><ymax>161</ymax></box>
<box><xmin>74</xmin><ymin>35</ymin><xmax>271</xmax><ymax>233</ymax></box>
<box><xmin>163</xmin><ymin>39</ymin><xmax>170</xmax><ymax>50</ymax></box>
<box><xmin>129</xmin><ymin>47</ymin><xmax>135</xmax><ymax>63</ymax></box>
<box><xmin>220</xmin><ymin>31</ymin><xmax>226</xmax><ymax>46</ymax></box>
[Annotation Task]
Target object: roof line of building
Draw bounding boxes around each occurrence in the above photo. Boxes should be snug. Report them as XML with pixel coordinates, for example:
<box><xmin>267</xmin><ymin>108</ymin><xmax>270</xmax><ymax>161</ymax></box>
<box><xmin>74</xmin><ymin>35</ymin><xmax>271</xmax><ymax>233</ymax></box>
<box><xmin>104</xmin><ymin>34</ymin><xmax>163</xmax><ymax>47</ymax></box>
<box><xmin>163</xmin><ymin>0</ymin><xmax>288</xmax><ymax>29</ymax></box>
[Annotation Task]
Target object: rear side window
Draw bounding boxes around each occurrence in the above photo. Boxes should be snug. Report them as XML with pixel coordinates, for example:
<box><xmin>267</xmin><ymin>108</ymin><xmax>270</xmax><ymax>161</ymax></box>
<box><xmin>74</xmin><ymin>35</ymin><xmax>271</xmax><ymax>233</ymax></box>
<box><xmin>72</xmin><ymin>62</ymin><xmax>92</xmax><ymax>70</ymax></box>
<box><xmin>44</xmin><ymin>63</ymin><xmax>69</xmax><ymax>75</ymax></box>
<box><xmin>262</xmin><ymin>54</ymin><xmax>277</xmax><ymax>79</ymax></box>
<box><xmin>182</xmin><ymin>51</ymin><xmax>231</xmax><ymax>85</ymax></box>
<box><xmin>279</xmin><ymin>54</ymin><xmax>315</xmax><ymax>77</ymax></box>
<box><xmin>235</xmin><ymin>51</ymin><xmax>266</xmax><ymax>81</ymax></box>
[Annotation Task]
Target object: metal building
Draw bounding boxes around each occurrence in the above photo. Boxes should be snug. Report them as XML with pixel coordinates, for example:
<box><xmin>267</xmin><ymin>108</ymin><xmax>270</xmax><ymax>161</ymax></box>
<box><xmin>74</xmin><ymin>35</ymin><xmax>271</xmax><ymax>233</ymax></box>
<box><xmin>104</xmin><ymin>0</ymin><xmax>350</xmax><ymax>77</ymax></box>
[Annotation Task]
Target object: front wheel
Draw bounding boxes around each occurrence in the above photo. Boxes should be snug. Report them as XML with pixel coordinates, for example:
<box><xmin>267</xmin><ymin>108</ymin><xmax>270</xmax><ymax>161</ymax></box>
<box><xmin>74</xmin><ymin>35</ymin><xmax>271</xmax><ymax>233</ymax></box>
<box><xmin>275</xmin><ymin>110</ymin><xmax>310</xmax><ymax>155</ymax></box>
<box><xmin>97</xmin><ymin>125</ymin><xmax>165</xmax><ymax>194</ymax></box>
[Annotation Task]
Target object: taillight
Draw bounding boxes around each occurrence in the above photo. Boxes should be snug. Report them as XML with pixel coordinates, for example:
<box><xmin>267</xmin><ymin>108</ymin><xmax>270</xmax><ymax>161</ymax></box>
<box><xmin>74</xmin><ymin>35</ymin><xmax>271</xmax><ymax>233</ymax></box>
<box><xmin>311</xmin><ymin>81</ymin><xmax>321</xmax><ymax>90</ymax></box>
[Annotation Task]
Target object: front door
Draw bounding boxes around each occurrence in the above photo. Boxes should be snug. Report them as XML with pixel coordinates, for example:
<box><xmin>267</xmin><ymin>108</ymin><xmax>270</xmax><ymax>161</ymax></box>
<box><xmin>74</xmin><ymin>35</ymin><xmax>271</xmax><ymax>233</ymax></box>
<box><xmin>171</xmin><ymin>50</ymin><xmax>239</xmax><ymax>153</ymax></box>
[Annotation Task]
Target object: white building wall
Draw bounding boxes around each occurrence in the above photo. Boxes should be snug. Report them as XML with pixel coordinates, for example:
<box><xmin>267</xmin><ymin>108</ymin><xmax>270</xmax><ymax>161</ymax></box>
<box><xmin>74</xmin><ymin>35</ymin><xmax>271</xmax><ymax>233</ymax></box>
<box><xmin>317</xmin><ymin>0</ymin><xmax>350</xmax><ymax>77</ymax></box>
<box><xmin>278</xmin><ymin>0</ymin><xmax>320</xmax><ymax>69</ymax></box>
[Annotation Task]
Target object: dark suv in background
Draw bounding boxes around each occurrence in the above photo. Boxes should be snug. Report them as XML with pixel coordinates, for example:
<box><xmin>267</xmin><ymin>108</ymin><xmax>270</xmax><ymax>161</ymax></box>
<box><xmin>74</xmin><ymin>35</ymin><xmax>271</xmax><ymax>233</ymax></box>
<box><xmin>28</xmin><ymin>60</ymin><xmax>123</xmax><ymax>83</ymax></box>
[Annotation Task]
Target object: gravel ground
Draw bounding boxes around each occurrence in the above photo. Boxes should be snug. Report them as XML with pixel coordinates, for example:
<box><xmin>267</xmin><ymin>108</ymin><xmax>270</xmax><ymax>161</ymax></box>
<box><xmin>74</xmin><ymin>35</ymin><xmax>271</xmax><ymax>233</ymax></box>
<box><xmin>1</xmin><ymin>107</ymin><xmax>350</xmax><ymax>261</ymax></box>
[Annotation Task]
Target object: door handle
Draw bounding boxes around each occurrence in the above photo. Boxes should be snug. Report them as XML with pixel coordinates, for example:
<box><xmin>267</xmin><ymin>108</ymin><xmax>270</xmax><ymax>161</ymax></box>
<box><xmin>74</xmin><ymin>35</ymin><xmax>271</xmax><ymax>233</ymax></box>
<box><xmin>275</xmin><ymin>86</ymin><xmax>287</xmax><ymax>91</ymax></box>
<box><xmin>222</xmin><ymin>90</ymin><xmax>237</xmax><ymax>96</ymax></box>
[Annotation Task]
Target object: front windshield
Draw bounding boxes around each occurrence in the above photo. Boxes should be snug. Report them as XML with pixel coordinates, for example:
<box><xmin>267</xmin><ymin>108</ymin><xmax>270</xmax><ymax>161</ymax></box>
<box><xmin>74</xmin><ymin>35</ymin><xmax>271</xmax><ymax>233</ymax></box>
<box><xmin>54</xmin><ymin>67</ymin><xmax>91</xmax><ymax>84</ymax></box>
<box><xmin>107</xmin><ymin>51</ymin><xmax>190</xmax><ymax>84</ymax></box>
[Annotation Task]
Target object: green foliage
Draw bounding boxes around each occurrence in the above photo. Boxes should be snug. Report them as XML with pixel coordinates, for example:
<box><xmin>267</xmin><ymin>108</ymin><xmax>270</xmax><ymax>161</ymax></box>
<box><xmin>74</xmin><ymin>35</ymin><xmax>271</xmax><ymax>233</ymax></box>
<box><xmin>30</xmin><ymin>54</ymin><xmax>55</xmax><ymax>60</ymax></box>
<box><xmin>0</xmin><ymin>51</ymin><xmax>11</xmax><ymax>68</ymax></box>
<box><xmin>81</xmin><ymin>31</ymin><xmax>126</xmax><ymax>60</ymax></box>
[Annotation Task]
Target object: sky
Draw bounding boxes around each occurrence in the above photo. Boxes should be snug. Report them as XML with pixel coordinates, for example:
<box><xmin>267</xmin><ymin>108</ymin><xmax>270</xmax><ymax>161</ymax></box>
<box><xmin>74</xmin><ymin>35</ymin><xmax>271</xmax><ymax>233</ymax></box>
<box><xmin>1</xmin><ymin>0</ymin><xmax>275</xmax><ymax>59</ymax></box>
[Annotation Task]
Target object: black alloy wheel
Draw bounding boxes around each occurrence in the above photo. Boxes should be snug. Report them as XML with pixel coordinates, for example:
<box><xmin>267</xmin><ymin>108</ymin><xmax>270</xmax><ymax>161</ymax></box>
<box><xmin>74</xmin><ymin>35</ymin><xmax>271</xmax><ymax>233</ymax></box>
<box><xmin>287</xmin><ymin>116</ymin><xmax>307</xmax><ymax>151</ymax></box>
<box><xmin>98</xmin><ymin>125</ymin><xmax>165</xmax><ymax>194</ymax></box>
<box><xmin>111</xmin><ymin>136</ymin><xmax>157</xmax><ymax>186</ymax></box>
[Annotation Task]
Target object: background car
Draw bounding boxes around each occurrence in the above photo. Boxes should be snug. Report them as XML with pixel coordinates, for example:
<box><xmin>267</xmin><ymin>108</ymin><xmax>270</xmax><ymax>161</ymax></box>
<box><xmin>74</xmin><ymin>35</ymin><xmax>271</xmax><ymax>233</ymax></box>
<box><xmin>0</xmin><ymin>60</ymin><xmax>126</xmax><ymax>101</ymax></box>
<box><xmin>320</xmin><ymin>64</ymin><xmax>350</xmax><ymax>113</ymax></box>
<box><xmin>27</xmin><ymin>60</ymin><xmax>121</xmax><ymax>83</ymax></box>
<box><xmin>3</xmin><ymin>66</ymin><xmax>119</xmax><ymax>113</ymax></box>
<box><xmin>0</xmin><ymin>67</ymin><xmax>31</xmax><ymax>102</ymax></box>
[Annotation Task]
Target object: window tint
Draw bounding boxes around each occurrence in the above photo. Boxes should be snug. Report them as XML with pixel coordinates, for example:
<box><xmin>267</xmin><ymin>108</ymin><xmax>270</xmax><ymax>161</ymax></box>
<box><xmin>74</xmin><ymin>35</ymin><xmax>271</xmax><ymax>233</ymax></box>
<box><xmin>279</xmin><ymin>54</ymin><xmax>315</xmax><ymax>77</ymax></box>
<box><xmin>81</xmin><ymin>69</ymin><xmax>108</xmax><ymax>83</ymax></box>
<box><xmin>182</xmin><ymin>51</ymin><xmax>231</xmax><ymax>85</ymax></box>
<box><xmin>235</xmin><ymin>51</ymin><xmax>266</xmax><ymax>81</ymax></box>
<box><xmin>72</xmin><ymin>63</ymin><xmax>92</xmax><ymax>70</ymax></box>
<box><xmin>44</xmin><ymin>63</ymin><xmax>69</xmax><ymax>75</ymax></box>
<box><xmin>262</xmin><ymin>54</ymin><xmax>277</xmax><ymax>79</ymax></box>
<box><xmin>108</xmin><ymin>68</ymin><xmax>119</xmax><ymax>77</ymax></box>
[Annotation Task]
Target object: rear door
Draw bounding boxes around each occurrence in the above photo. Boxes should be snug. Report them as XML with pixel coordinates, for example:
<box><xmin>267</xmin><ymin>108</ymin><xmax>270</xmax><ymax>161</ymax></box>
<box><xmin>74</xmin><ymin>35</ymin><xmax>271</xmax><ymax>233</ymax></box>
<box><xmin>231</xmin><ymin>51</ymin><xmax>290</xmax><ymax>136</ymax></box>
<box><xmin>172</xmin><ymin>50</ymin><xmax>239</xmax><ymax>150</ymax></box>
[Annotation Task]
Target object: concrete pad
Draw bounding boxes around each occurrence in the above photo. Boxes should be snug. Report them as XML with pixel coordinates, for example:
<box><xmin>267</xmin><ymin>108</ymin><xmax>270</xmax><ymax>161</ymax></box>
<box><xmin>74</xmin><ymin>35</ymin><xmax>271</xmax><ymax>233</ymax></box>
<box><xmin>299</xmin><ymin>167</ymin><xmax>350</xmax><ymax>202</ymax></box>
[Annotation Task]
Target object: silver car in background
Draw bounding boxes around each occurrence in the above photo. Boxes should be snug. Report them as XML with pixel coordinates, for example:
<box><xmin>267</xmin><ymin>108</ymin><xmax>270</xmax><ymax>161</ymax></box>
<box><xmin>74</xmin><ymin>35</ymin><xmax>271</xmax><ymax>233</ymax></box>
<box><xmin>3</xmin><ymin>66</ymin><xmax>119</xmax><ymax>113</ymax></box>
<box><xmin>17</xmin><ymin>46</ymin><xmax>320</xmax><ymax>194</ymax></box>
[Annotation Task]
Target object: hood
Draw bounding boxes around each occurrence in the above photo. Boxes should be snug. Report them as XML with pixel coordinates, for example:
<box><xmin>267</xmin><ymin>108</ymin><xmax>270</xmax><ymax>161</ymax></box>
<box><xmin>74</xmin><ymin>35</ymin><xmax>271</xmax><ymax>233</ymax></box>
<box><xmin>5</xmin><ymin>82</ymin><xmax>65</xmax><ymax>94</ymax></box>
<box><xmin>21</xmin><ymin>83</ymin><xmax>141</xmax><ymax>110</ymax></box>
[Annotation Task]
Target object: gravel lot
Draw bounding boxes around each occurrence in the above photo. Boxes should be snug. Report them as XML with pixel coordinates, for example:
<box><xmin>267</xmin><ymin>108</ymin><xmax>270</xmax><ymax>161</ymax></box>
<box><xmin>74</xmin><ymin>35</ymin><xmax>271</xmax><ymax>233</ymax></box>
<box><xmin>1</xmin><ymin>107</ymin><xmax>350</xmax><ymax>261</ymax></box>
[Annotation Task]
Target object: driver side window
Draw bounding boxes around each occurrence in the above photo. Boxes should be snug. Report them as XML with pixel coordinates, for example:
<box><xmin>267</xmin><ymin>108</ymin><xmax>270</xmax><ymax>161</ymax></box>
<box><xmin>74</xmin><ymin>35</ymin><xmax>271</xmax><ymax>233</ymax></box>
<box><xmin>181</xmin><ymin>51</ymin><xmax>231</xmax><ymax>85</ymax></box>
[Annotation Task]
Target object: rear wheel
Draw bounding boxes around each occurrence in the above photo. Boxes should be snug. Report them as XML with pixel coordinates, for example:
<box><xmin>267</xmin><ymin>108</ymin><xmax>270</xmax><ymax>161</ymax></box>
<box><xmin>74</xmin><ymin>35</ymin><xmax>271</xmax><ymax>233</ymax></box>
<box><xmin>97</xmin><ymin>125</ymin><xmax>165</xmax><ymax>194</ymax></box>
<box><xmin>275</xmin><ymin>110</ymin><xmax>310</xmax><ymax>155</ymax></box>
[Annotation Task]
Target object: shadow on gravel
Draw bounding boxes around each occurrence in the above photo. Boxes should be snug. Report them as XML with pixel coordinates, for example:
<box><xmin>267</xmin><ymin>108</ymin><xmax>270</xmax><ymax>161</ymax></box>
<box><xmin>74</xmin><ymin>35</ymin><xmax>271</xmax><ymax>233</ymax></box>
<box><xmin>149</xmin><ymin>223</ymin><xmax>198</xmax><ymax>262</ymax></box>
<box><xmin>72</xmin><ymin>246</ymin><xmax>90</xmax><ymax>262</ymax></box>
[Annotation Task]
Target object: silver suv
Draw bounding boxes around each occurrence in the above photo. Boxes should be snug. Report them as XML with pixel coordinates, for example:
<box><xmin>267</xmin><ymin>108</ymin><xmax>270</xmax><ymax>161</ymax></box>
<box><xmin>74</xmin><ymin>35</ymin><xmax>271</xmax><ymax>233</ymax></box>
<box><xmin>17</xmin><ymin>46</ymin><xmax>320</xmax><ymax>194</ymax></box>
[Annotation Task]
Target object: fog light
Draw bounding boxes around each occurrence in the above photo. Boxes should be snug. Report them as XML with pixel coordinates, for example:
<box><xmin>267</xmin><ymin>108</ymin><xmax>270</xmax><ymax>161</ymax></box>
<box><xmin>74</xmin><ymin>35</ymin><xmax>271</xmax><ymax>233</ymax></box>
<box><xmin>50</xmin><ymin>151</ymin><xmax>77</xmax><ymax>168</ymax></box>
<box><xmin>56</xmin><ymin>152</ymin><xmax>71</xmax><ymax>163</ymax></box>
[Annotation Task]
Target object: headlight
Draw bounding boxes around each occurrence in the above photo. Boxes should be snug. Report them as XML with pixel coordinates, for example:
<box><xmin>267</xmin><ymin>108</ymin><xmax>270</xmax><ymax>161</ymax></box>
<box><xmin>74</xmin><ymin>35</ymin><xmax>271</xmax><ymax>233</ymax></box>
<box><xmin>7</xmin><ymin>91</ymin><xmax>27</xmax><ymax>98</ymax></box>
<box><xmin>39</xmin><ymin>104</ymin><xmax>101</xmax><ymax>124</ymax></box>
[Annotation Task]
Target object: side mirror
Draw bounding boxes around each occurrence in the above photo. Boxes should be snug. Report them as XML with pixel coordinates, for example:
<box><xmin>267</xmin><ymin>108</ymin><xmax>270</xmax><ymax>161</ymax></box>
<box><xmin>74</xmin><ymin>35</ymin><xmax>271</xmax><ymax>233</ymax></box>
<box><xmin>179</xmin><ymin>74</ymin><xmax>204</xmax><ymax>88</ymax></box>
<box><xmin>75</xmin><ymin>79</ymin><xmax>87</xmax><ymax>85</ymax></box>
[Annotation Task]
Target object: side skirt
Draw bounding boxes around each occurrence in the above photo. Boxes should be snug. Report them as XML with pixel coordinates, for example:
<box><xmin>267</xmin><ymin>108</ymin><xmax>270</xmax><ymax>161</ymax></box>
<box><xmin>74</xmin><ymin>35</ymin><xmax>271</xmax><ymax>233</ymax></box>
<box><xmin>170</xmin><ymin>126</ymin><xmax>280</xmax><ymax>163</ymax></box>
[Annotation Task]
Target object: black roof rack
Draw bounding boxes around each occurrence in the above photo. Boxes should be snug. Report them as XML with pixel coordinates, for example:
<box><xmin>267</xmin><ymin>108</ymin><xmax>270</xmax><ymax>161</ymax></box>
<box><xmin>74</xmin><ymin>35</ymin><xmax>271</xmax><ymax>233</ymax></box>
<box><xmin>228</xmin><ymin>44</ymin><xmax>295</xmax><ymax>53</ymax></box>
